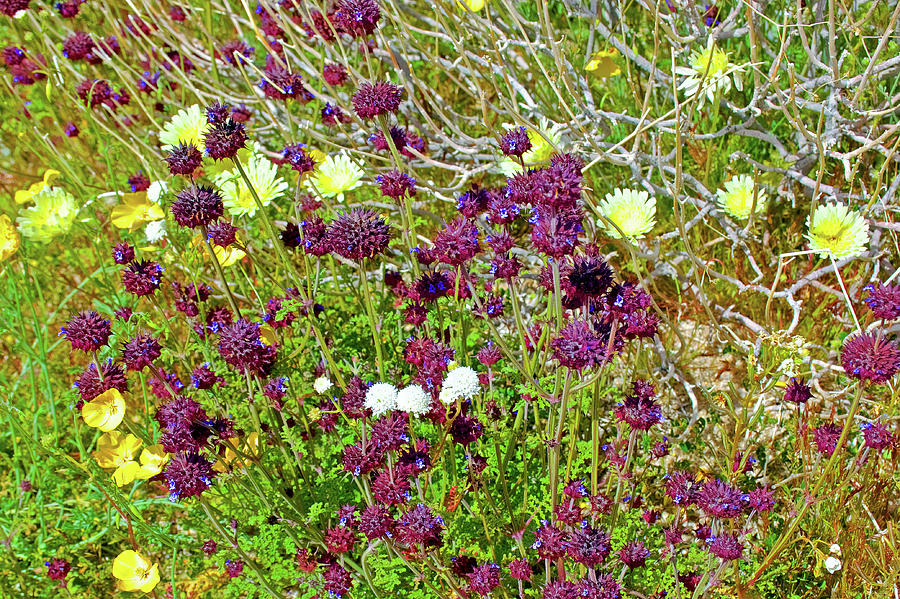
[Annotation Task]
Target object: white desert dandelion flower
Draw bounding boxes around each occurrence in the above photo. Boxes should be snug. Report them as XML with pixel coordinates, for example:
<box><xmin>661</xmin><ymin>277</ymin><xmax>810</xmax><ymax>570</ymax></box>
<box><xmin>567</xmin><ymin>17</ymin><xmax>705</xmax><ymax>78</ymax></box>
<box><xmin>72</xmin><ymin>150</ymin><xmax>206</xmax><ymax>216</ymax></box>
<box><xmin>596</xmin><ymin>188</ymin><xmax>656</xmax><ymax>239</ymax></box>
<box><xmin>716</xmin><ymin>175</ymin><xmax>767</xmax><ymax>220</ymax></box>
<box><xmin>314</xmin><ymin>376</ymin><xmax>333</xmax><ymax>395</ymax></box>
<box><xmin>438</xmin><ymin>366</ymin><xmax>481</xmax><ymax>405</ymax></box>
<box><xmin>306</xmin><ymin>153</ymin><xmax>363</xmax><ymax>201</ymax></box>
<box><xmin>395</xmin><ymin>385</ymin><xmax>431</xmax><ymax>416</ymax></box>
<box><xmin>364</xmin><ymin>383</ymin><xmax>398</xmax><ymax>417</ymax></box>
<box><xmin>675</xmin><ymin>38</ymin><xmax>743</xmax><ymax>106</ymax></box>
<box><xmin>159</xmin><ymin>104</ymin><xmax>208</xmax><ymax>152</ymax></box>
<box><xmin>215</xmin><ymin>152</ymin><xmax>287</xmax><ymax>217</ymax></box>
<box><xmin>805</xmin><ymin>202</ymin><xmax>869</xmax><ymax>259</ymax></box>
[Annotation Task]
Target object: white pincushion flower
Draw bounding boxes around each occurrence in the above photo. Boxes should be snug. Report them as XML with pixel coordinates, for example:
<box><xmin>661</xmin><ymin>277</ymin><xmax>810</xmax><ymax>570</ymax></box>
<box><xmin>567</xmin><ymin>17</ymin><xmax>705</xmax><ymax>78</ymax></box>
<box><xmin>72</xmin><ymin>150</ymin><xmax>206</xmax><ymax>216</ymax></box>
<box><xmin>716</xmin><ymin>175</ymin><xmax>767</xmax><ymax>220</ymax></box>
<box><xmin>438</xmin><ymin>366</ymin><xmax>481</xmax><ymax>405</ymax></box>
<box><xmin>829</xmin><ymin>544</ymin><xmax>841</xmax><ymax>556</ymax></box>
<box><xmin>216</xmin><ymin>152</ymin><xmax>287</xmax><ymax>217</ymax></box>
<box><xmin>498</xmin><ymin>117</ymin><xmax>564</xmax><ymax>176</ymax></box>
<box><xmin>805</xmin><ymin>202</ymin><xmax>869</xmax><ymax>259</ymax></box>
<box><xmin>144</xmin><ymin>219</ymin><xmax>167</xmax><ymax>243</ymax></box>
<box><xmin>364</xmin><ymin>383</ymin><xmax>398</xmax><ymax>417</ymax></box>
<box><xmin>306</xmin><ymin>153</ymin><xmax>363</xmax><ymax>201</ymax></box>
<box><xmin>824</xmin><ymin>556</ymin><xmax>841</xmax><ymax>574</ymax></box>
<box><xmin>147</xmin><ymin>181</ymin><xmax>168</xmax><ymax>204</ymax></box>
<box><xmin>159</xmin><ymin>104</ymin><xmax>208</xmax><ymax>152</ymax></box>
<box><xmin>675</xmin><ymin>38</ymin><xmax>744</xmax><ymax>106</ymax></box>
<box><xmin>314</xmin><ymin>376</ymin><xmax>333</xmax><ymax>395</ymax></box>
<box><xmin>395</xmin><ymin>385</ymin><xmax>431</xmax><ymax>416</ymax></box>
<box><xmin>596</xmin><ymin>188</ymin><xmax>656</xmax><ymax>239</ymax></box>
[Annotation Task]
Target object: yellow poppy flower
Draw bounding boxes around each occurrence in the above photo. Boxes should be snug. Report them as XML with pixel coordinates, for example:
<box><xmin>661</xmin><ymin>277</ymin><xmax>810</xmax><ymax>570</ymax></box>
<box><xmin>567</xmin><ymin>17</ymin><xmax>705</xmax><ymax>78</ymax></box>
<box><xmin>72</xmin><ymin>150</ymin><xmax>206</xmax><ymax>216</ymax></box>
<box><xmin>92</xmin><ymin>431</ymin><xmax>142</xmax><ymax>469</ymax></box>
<box><xmin>214</xmin><ymin>432</ymin><xmax>260</xmax><ymax>472</ymax></box>
<box><xmin>14</xmin><ymin>169</ymin><xmax>60</xmax><ymax>204</ymax></box>
<box><xmin>455</xmin><ymin>0</ymin><xmax>485</xmax><ymax>11</ymax></box>
<box><xmin>192</xmin><ymin>234</ymin><xmax>247</xmax><ymax>267</ymax></box>
<box><xmin>258</xmin><ymin>324</ymin><xmax>277</xmax><ymax>347</ymax></box>
<box><xmin>136</xmin><ymin>444</ymin><xmax>170</xmax><ymax>479</ymax></box>
<box><xmin>112</xmin><ymin>550</ymin><xmax>160</xmax><ymax>593</ymax></box>
<box><xmin>111</xmin><ymin>192</ymin><xmax>165</xmax><ymax>231</ymax></box>
<box><xmin>0</xmin><ymin>215</ymin><xmax>20</xmax><ymax>262</ymax></box>
<box><xmin>586</xmin><ymin>49</ymin><xmax>622</xmax><ymax>78</ymax></box>
<box><xmin>82</xmin><ymin>389</ymin><xmax>126</xmax><ymax>432</ymax></box>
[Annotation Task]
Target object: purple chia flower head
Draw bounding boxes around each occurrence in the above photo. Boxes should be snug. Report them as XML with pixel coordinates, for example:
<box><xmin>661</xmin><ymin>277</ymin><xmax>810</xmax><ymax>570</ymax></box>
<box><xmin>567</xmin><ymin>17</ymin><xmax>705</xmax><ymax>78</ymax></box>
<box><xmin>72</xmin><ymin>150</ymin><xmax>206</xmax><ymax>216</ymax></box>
<box><xmin>201</xmin><ymin>539</ymin><xmax>217</xmax><ymax>555</ymax></box>
<box><xmin>508</xmin><ymin>558</ymin><xmax>532</xmax><ymax>581</ymax></box>
<box><xmin>784</xmin><ymin>377</ymin><xmax>812</xmax><ymax>404</ymax></box>
<box><xmin>166</xmin><ymin>143</ymin><xmax>203</xmax><ymax>176</ymax></box>
<box><xmin>665</xmin><ymin>471</ymin><xmax>702</xmax><ymax>506</ymax></box>
<box><xmin>372</xmin><ymin>411</ymin><xmax>410</xmax><ymax>451</ymax></box>
<box><xmin>747</xmin><ymin>486</ymin><xmax>775</xmax><ymax>512</ymax></box>
<box><xmin>813</xmin><ymin>423</ymin><xmax>844</xmax><ymax>457</ymax></box>
<box><xmin>542</xmin><ymin>580</ymin><xmax>579</xmax><ymax>599</ymax></box>
<box><xmin>352</xmin><ymin>81</ymin><xmax>403</xmax><ymax>119</ymax></box>
<box><xmin>231</xmin><ymin>104</ymin><xmax>252</xmax><ymax>122</ymax></box>
<box><xmin>263</xmin><ymin>376</ymin><xmax>288</xmax><ymax>404</ymax></box>
<box><xmin>219</xmin><ymin>39</ymin><xmax>254</xmax><ymax>65</ymax></box>
<box><xmin>863</xmin><ymin>283</ymin><xmax>900</xmax><ymax>321</ymax></box>
<box><xmin>203</xmin><ymin>118</ymin><xmax>247</xmax><ymax>161</ymax></box>
<box><xmin>500</xmin><ymin>126</ymin><xmax>532</xmax><ymax>158</ymax></box>
<box><xmin>322</xmin><ymin>102</ymin><xmax>350</xmax><ymax>126</ymax></box>
<box><xmin>532</xmin><ymin>522</ymin><xmax>568</xmax><ymax>560</ymax></box>
<box><xmin>2</xmin><ymin>45</ymin><xmax>24</xmax><ymax>66</ymax></box>
<box><xmin>297</xmin><ymin>217</ymin><xmax>331</xmax><ymax>256</ymax></box>
<box><xmin>468</xmin><ymin>563</ymin><xmax>501</xmax><ymax>596</ymax></box>
<box><xmin>128</xmin><ymin>173</ymin><xmax>150</xmax><ymax>193</ymax></box>
<box><xmin>861</xmin><ymin>421</ymin><xmax>894</xmax><ymax>450</ymax></box>
<box><xmin>703</xmin><ymin>3</ymin><xmax>721</xmax><ymax>26</ymax></box>
<box><xmin>207</xmin><ymin>220</ymin><xmax>238</xmax><ymax>247</ymax></box>
<box><xmin>477</xmin><ymin>342</ymin><xmax>502</xmax><ymax>367</ymax></box>
<box><xmin>696</xmin><ymin>478</ymin><xmax>745</xmax><ymax>519</ymax></box>
<box><xmin>224</xmin><ymin>559</ymin><xmax>244</xmax><ymax>578</ymax></box>
<box><xmin>164</xmin><ymin>452</ymin><xmax>215</xmax><ymax>500</ymax></box>
<box><xmin>325</xmin><ymin>526</ymin><xmax>357</xmax><ymax>554</ymax></box>
<box><xmin>377</xmin><ymin>169</ymin><xmax>416</xmax><ymax>200</ymax></box>
<box><xmin>62</xmin><ymin>31</ymin><xmax>95</xmax><ymax>62</ymax></box>
<box><xmin>121</xmin><ymin>333</ymin><xmax>162</xmax><ymax>371</ymax></box>
<box><xmin>568</xmin><ymin>254</ymin><xmax>613</xmax><ymax>300</ymax></box>
<box><xmin>45</xmin><ymin>557</ymin><xmax>70</xmax><ymax>581</ymax></box>
<box><xmin>280</xmin><ymin>143</ymin><xmax>317</xmax><ymax>175</ymax></box>
<box><xmin>359</xmin><ymin>504</ymin><xmax>395</xmax><ymax>539</ymax></box>
<box><xmin>73</xmin><ymin>359</ymin><xmax>127</xmax><ymax>405</ymax></box>
<box><xmin>455</xmin><ymin>185</ymin><xmax>489</xmax><ymax>218</ymax></box>
<box><xmin>217</xmin><ymin>319</ymin><xmax>277</xmax><ymax>374</ymax></box>
<box><xmin>334</xmin><ymin>0</ymin><xmax>381</xmax><ymax>36</ymax></box>
<box><xmin>169</xmin><ymin>5</ymin><xmax>186</xmax><ymax>20</ymax></box>
<box><xmin>171</xmin><ymin>184</ymin><xmax>224</xmax><ymax>229</ymax></box>
<box><xmin>55</xmin><ymin>0</ymin><xmax>78</xmax><ymax>17</ymax></box>
<box><xmin>553</xmin><ymin>502</ymin><xmax>582</xmax><ymax>525</ymax></box>
<box><xmin>708</xmin><ymin>534</ymin><xmax>743</xmax><ymax>561</ymax></box>
<box><xmin>618</xmin><ymin>540</ymin><xmax>650</xmax><ymax>568</ymax></box>
<box><xmin>122</xmin><ymin>260</ymin><xmax>163</xmax><ymax>297</ymax></box>
<box><xmin>60</xmin><ymin>311</ymin><xmax>112</xmax><ymax>353</ymax></box>
<box><xmin>530</xmin><ymin>204</ymin><xmax>583</xmax><ymax>258</ymax></box>
<box><xmin>615</xmin><ymin>392</ymin><xmax>661</xmax><ymax>431</ymax></box>
<box><xmin>433</xmin><ymin>217</ymin><xmax>480</xmax><ymax>266</ymax></box>
<box><xmin>205</xmin><ymin>101</ymin><xmax>230</xmax><ymax>124</ymax></box>
<box><xmin>76</xmin><ymin>78</ymin><xmax>113</xmax><ymax>108</ymax></box>
<box><xmin>568</xmin><ymin>525</ymin><xmax>611</xmax><ymax>567</ymax></box>
<box><xmin>579</xmin><ymin>575</ymin><xmax>621</xmax><ymax>599</ymax></box>
<box><xmin>396</xmin><ymin>504</ymin><xmax>444</xmax><ymax>549</ymax></box>
<box><xmin>190</xmin><ymin>363</ymin><xmax>221</xmax><ymax>390</ymax></box>
<box><xmin>323</xmin><ymin>562</ymin><xmax>353</xmax><ymax>597</ymax></box>
<box><xmin>563</xmin><ymin>479</ymin><xmax>588</xmax><ymax>499</ymax></box>
<box><xmin>326</xmin><ymin>209</ymin><xmax>392</xmax><ymax>260</ymax></box>
<box><xmin>841</xmin><ymin>332</ymin><xmax>900</xmax><ymax>384</ymax></box>
<box><xmin>551</xmin><ymin>320</ymin><xmax>608</xmax><ymax>371</ymax></box>
<box><xmin>323</xmin><ymin>63</ymin><xmax>348</xmax><ymax>86</ymax></box>
<box><xmin>64</xmin><ymin>122</ymin><xmax>79</xmax><ymax>137</ymax></box>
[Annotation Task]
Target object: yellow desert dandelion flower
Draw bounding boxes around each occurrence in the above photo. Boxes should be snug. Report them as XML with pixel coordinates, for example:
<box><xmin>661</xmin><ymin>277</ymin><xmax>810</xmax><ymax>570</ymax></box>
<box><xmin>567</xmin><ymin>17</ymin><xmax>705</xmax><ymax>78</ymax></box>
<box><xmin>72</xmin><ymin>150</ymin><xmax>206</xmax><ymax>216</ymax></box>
<box><xmin>499</xmin><ymin>117</ymin><xmax>563</xmax><ymax>175</ymax></box>
<box><xmin>159</xmin><ymin>104</ymin><xmax>208</xmax><ymax>152</ymax></box>
<box><xmin>82</xmin><ymin>388</ymin><xmax>126</xmax><ymax>431</ymax></box>
<box><xmin>0</xmin><ymin>215</ymin><xmax>20</xmax><ymax>261</ymax></box>
<box><xmin>16</xmin><ymin>186</ymin><xmax>78</xmax><ymax>243</ymax></box>
<box><xmin>806</xmin><ymin>202</ymin><xmax>869</xmax><ymax>259</ymax></box>
<box><xmin>112</xmin><ymin>550</ymin><xmax>160</xmax><ymax>593</ymax></box>
<box><xmin>306</xmin><ymin>153</ymin><xmax>364</xmax><ymax>200</ymax></box>
<box><xmin>14</xmin><ymin>169</ymin><xmax>60</xmax><ymax>204</ymax></box>
<box><xmin>596</xmin><ymin>188</ymin><xmax>656</xmax><ymax>239</ymax></box>
<box><xmin>675</xmin><ymin>38</ymin><xmax>743</xmax><ymax>106</ymax></box>
<box><xmin>716</xmin><ymin>175</ymin><xmax>767</xmax><ymax>219</ymax></box>
<box><xmin>216</xmin><ymin>153</ymin><xmax>287</xmax><ymax>217</ymax></box>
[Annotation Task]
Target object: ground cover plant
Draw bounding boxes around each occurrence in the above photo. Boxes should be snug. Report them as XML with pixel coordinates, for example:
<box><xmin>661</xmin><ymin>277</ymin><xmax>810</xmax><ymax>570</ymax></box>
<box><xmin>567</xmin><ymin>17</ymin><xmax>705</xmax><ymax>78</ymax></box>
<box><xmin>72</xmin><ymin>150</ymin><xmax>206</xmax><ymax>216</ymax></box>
<box><xmin>1</xmin><ymin>0</ymin><xmax>900</xmax><ymax>596</ymax></box>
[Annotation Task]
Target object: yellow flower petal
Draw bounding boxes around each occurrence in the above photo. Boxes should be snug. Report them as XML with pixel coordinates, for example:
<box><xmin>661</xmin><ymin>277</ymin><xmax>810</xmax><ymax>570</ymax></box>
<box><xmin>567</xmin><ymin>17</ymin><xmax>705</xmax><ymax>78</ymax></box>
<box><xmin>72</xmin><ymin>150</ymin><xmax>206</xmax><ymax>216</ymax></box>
<box><xmin>111</xmin><ymin>192</ymin><xmax>165</xmax><ymax>231</ymax></box>
<box><xmin>139</xmin><ymin>564</ymin><xmax>160</xmax><ymax>593</ymax></box>
<box><xmin>113</xmin><ymin>550</ymin><xmax>160</xmax><ymax>593</ymax></box>
<box><xmin>113</xmin><ymin>550</ymin><xmax>142</xmax><ymax>578</ymax></box>
<box><xmin>0</xmin><ymin>215</ymin><xmax>20</xmax><ymax>262</ymax></box>
<box><xmin>586</xmin><ymin>49</ymin><xmax>621</xmax><ymax>78</ymax></box>
<box><xmin>81</xmin><ymin>388</ymin><xmax>126</xmax><ymax>431</ymax></box>
<box><xmin>93</xmin><ymin>431</ymin><xmax>142</xmax><ymax>468</ymax></box>
<box><xmin>112</xmin><ymin>460</ymin><xmax>141</xmax><ymax>486</ymax></box>
<box><xmin>214</xmin><ymin>244</ymin><xmax>246</xmax><ymax>267</ymax></box>
<box><xmin>136</xmin><ymin>445</ymin><xmax>169</xmax><ymax>478</ymax></box>
<box><xmin>42</xmin><ymin>169</ymin><xmax>61</xmax><ymax>187</ymax></box>
<box><xmin>14</xmin><ymin>170</ymin><xmax>61</xmax><ymax>204</ymax></box>
<box><xmin>258</xmin><ymin>324</ymin><xmax>277</xmax><ymax>347</ymax></box>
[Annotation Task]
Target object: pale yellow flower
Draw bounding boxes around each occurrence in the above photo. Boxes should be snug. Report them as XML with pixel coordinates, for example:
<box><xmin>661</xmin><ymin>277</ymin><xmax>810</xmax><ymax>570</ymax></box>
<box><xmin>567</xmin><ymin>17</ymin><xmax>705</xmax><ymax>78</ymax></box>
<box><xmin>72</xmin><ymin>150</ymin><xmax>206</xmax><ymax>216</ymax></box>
<box><xmin>0</xmin><ymin>214</ymin><xmax>20</xmax><ymax>261</ymax></box>
<box><xmin>596</xmin><ymin>188</ymin><xmax>656</xmax><ymax>239</ymax></box>
<box><xmin>716</xmin><ymin>175</ymin><xmax>767</xmax><ymax>219</ymax></box>
<box><xmin>110</xmin><ymin>192</ymin><xmax>165</xmax><ymax>231</ymax></box>
<box><xmin>159</xmin><ymin>104</ymin><xmax>208</xmax><ymax>152</ymax></box>
<box><xmin>216</xmin><ymin>153</ymin><xmax>287</xmax><ymax>217</ymax></box>
<box><xmin>806</xmin><ymin>202</ymin><xmax>869</xmax><ymax>259</ymax></box>
<box><xmin>675</xmin><ymin>38</ymin><xmax>744</xmax><ymax>106</ymax></box>
<box><xmin>306</xmin><ymin>153</ymin><xmax>364</xmax><ymax>201</ymax></box>
<box><xmin>586</xmin><ymin>49</ymin><xmax>622</xmax><ymax>78</ymax></box>
<box><xmin>16</xmin><ymin>186</ymin><xmax>78</xmax><ymax>243</ymax></box>
<box><xmin>82</xmin><ymin>388</ymin><xmax>126</xmax><ymax>432</ymax></box>
<box><xmin>112</xmin><ymin>550</ymin><xmax>160</xmax><ymax>593</ymax></box>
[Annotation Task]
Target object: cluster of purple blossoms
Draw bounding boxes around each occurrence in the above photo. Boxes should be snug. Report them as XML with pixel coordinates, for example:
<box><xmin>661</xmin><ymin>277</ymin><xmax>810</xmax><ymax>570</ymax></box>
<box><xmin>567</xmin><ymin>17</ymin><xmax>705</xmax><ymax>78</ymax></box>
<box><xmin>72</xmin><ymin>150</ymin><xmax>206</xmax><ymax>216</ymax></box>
<box><xmin>841</xmin><ymin>332</ymin><xmax>900</xmax><ymax>384</ymax></box>
<box><xmin>171</xmin><ymin>184</ymin><xmax>224</xmax><ymax>228</ymax></box>
<box><xmin>164</xmin><ymin>451</ymin><xmax>216</xmax><ymax>500</ymax></box>
<box><xmin>217</xmin><ymin>319</ymin><xmax>278</xmax><ymax>374</ymax></box>
<box><xmin>122</xmin><ymin>260</ymin><xmax>164</xmax><ymax>297</ymax></box>
<box><xmin>326</xmin><ymin>209</ymin><xmax>392</xmax><ymax>261</ymax></box>
<box><xmin>352</xmin><ymin>81</ymin><xmax>403</xmax><ymax>119</ymax></box>
<box><xmin>614</xmin><ymin>379</ymin><xmax>662</xmax><ymax>431</ymax></box>
<box><xmin>60</xmin><ymin>311</ymin><xmax>111</xmax><ymax>353</ymax></box>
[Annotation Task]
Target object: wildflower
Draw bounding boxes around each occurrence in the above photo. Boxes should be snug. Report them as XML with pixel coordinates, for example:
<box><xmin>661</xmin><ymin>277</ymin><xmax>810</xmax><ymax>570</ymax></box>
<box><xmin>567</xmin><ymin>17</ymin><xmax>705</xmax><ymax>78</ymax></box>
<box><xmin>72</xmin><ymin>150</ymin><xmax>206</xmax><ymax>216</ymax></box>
<box><xmin>396</xmin><ymin>384</ymin><xmax>431</xmax><ymax>415</ymax></box>
<box><xmin>144</xmin><ymin>220</ymin><xmax>167</xmax><ymax>243</ymax></box>
<box><xmin>568</xmin><ymin>525</ymin><xmax>611</xmax><ymax>567</ymax></box>
<box><xmin>675</xmin><ymin>38</ymin><xmax>743</xmax><ymax>105</ymax></box>
<box><xmin>159</xmin><ymin>104</ymin><xmax>208</xmax><ymax>152</ymax></box>
<box><xmin>585</xmin><ymin>48</ymin><xmax>622</xmax><ymax>78</ymax></box>
<box><xmin>16</xmin><ymin>186</ymin><xmax>78</xmax><ymax>242</ymax></box>
<box><xmin>806</xmin><ymin>202</ymin><xmax>869</xmax><ymax>259</ymax></box>
<box><xmin>596</xmin><ymin>188</ymin><xmax>656</xmax><ymax>239</ymax></box>
<box><xmin>352</xmin><ymin>81</ymin><xmax>403</xmax><ymax>119</ymax></box>
<box><xmin>824</xmin><ymin>556</ymin><xmax>841</xmax><ymax>574</ymax></box>
<box><xmin>323</xmin><ymin>562</ymin><xmax>353</xmax><ymax>597</ymax></box>
<box><xmin>615</xmin><ymin>393</ymin><xmax>662</xmax><ymax>431</ymax></box>
<box><xmin>783</xmin><ymin>377</ymin><xmax>812</xmax><ymax>404</ymax></box>
<box><xmin>508</xmin><ymin>558</ymin><xmax>532</xmax><ymax>580</ymax></box>
<box><xmin>696</xmin><ymin>478</ymin><xmax>745</xmax><ymax>519</ymax></box>
<box><xmin>165</xmin><ymin>143</ymin><xmax>203</xmax><ymax>176</ymax></box>
<box><xmin>92</xmin><ymin>431</ymin><xmax>143</xmax><ymax>485</ymax></box>
<box><xmin>204</xmin><ymin>118</ymin><xmax>247</xmax><ymax>161</ymax></box>
<box><xmin>281</xmin><ymin>143</ymin><xmax>322</xmax><ymax>180</ymax></box>
<box><xmin>76</xmin><ymin>78</ymin><xmax>113</xmax><ymax>108</ymax></box>
<box><xmin>468</xmin><ymin>563</ymin><xmax>500</xmax><ymax>596</ymax></box>
<box><xmin>618</xmin><ymin>540</ymin><xmax>650</xmax><ymax>568</ymax></box>
<box><xmin>171</xmin><ymin>185</ymin><xmax>224</xmax><ymax>229</ymax></box>
<box><xmin>551</xmin><ymin>320</ymin><xmax>608</xmax><ymax>370</ymax></box>
<box><xmin>306</xmin><ymin>153</ymin><xmax>364</xmax><ymax>200</ymax></box>
<box><xmin>64</xmin><ymin>122</ymin><xmax>79</xmax><ymax>137</ymax></box>
<box><xmin>323</xmin><ymin>63</ymin><xmax>348</xmax><ymax>86</ymax></box>
<box><xmin>215</xmin><ymin>152</ymin><xmax>287</xmax><ymax>217</ymax></box>
<box><xmin>112</xmin><ymin>242</ymin><xmax>135</xmax><ymax>265</ymax></box>
<box><xmin>110</xmin><ymin>192</ymin><xmax>165</xmax><ymax>230</ymax></box>
<box><xmin>82</xmin><ymin>388</ymin><xmax>126</xmax><ymax>432</ymax></box>
<box><xmin>813</xmin><ymin>423</ymin><xmax>844</xmax><ymax>457</ymax></box>
<box><xmin>0</xmin><ymin>0</ymin><xmax>29</xmax><ymax>17</ymax></box>
<box><xmin>863</xmin><ymin>282</ymin><xmax>900</xmax><ymax>321</ymax></box>
<box><xmin>532</xmin><ymin>523</ymin><xmax>568</xmax><ymax>560</ymax></box>
<box><xmin>122</xmin><ymin>260</ymin><xmax>164</xmax><ymax>297</ymax></box>
<box><xmin>128</xmin><ymin>173</ymin><xmax>150</xmax><ymax>193</ymax></box>
<box><xmin>202</xmin><ymin>540</ymin><xmax>217</xmax><ymax>555</ymax></box>
<box><xmin>377</xmin><ymin>169</ymin><xmax>416</xmax><ymax>200</ymax></box>
<box><xmin>314</xmin><ymin>376</ymin><xmax>333</xmax><ymax>394</ymax></box>
<box><xmin>665</xmin><ymin>471</ymin><xmax>702</xmax><ymax>505</ymax></box>
<box><xmin>334</xmin><ymin>0</ymin><xmax>381</xmax><ymax>36</ymax></box>
<box><xmin>121</xmin><ymin>334</ymin><xmax>162</xmax><ymax>371</ymax></box>
<box><xmin>498</xmin><ymin>117</ymin><xmax>563</xmax><ymax>175</ymax></box>
<box><xmin>499</xmin><ymin>127</ymin><xmax>532</xmax><ymax>158</ymax></box>
<box><xmin>74</xmin><ymin>359</ymin><xmax>128</xmax><ymax>405</ymax></box>
<box><xmin>747</xmin><ymin>486</ymin><xmax>775</xmax><ymax>511</ymax></box>
<box><xmin>530</xmin><ymin>204</ymin><xmax>584</xmax><ymax>257</ymax></box>
<box><xmin>359</xmin><ymin>505</ymin><xmax>395</xmax><ymax>539</ymax></box>
<box><xmin>327</xmin><ymin>209</ymin><xmax>392</xmax><ymax>260</ymax></box>
<box><xmin>861</xmin><ymin>421</ymin><xmax>893</xmax><ymax>450</ymax></box>
<box><xmin>112</xmin><ymin>550</ymin><xmax>160</xmax><ymax>593</ymax></box>
<box><xmin>60</xmin><ymin>311</ymin><xmax>111</xmax><ymax>352</ymax></box>
<box><xmin>207</xmin><ymin>221</ymin><xmax>238</xmax><ymax>247</ymax></box>
<box><xmin>224</xmin><ymin>560</ymin><xmax>244</xmax><ymax>578</ymax></box>
<box><xmin>364</xmin><ymin>383</ymin><xmax>398</xmax><ymax>417</ymax></box>
<box><xmin>396</xmin><ymin>504</ymin><xmax>444</xmax><ymax>549</ymax></box>
<box><xmin>14</xmin><ymin>169</ymin><xmax>59</xmax><ymax>204</ymax></box>
<box><xmin>708</xmin><ymin>534</ymin><xmax>743</xmax><ymax>561</ymax></box>
<box><xmin>164</xmin><ymin>452</ymin><xmax>216</xmax><ymax>500</ymax></box>
<box><xmin>841</xmin><ymin>332</ymin><xmax>900</xmax><ymax>384</ymax></box>
<box><xmin>717</xmin><ymin>175</ymin><xmax>766</xmax><ymax>219</ymax></box>
<box><xmin>45</xmin><ymin>558</ymin><xmax>70</xmax><ymax>583</ymax></box>
<box><xmin>218</xmin><ymin>319</ymin><xmax>277</xmax><ymax>374</ymax></box>
<box><xmin>439</xmin><ymin>366</ymin><xmax>481</xmax><ymax>404</ymax></box>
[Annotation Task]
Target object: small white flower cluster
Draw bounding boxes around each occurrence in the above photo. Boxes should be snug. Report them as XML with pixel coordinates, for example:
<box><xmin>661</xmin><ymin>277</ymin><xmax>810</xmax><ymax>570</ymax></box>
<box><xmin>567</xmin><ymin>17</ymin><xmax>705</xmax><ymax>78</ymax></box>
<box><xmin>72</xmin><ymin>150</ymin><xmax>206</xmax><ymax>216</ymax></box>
<box><xmin>364</xmin><ymin>383</ymin><xmax>432</xmax><ymax>417</ymax></box>
<box><xmin>313</xmin><ymin>376</ymin><xmax>333</xmax><ymax>395</ymax></box>
<box><xmin>824</xmin><ymin>543</ymin><xmax>841</xmax><ymax>574</ymax></box>
<box><xmin>438</xmin><ymin>366</ymin><xmax>481</xmax><ymax>405</ymax></box>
